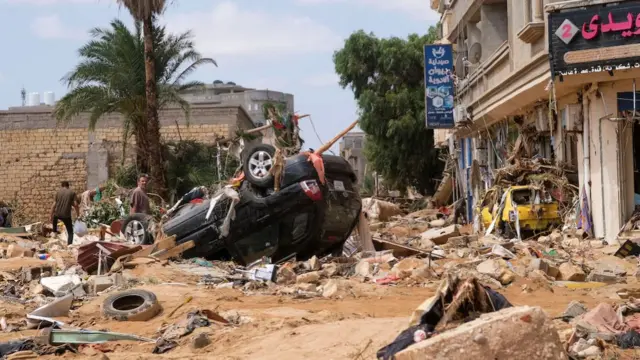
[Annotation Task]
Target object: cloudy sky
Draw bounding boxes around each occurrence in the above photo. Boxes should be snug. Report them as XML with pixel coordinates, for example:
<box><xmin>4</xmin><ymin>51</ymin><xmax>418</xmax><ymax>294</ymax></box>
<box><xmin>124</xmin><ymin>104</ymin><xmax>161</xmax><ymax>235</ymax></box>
<box><xmin>0</xmin><ymin>0</ymin><xmax>439</xmax><ymax>149</ymax></box>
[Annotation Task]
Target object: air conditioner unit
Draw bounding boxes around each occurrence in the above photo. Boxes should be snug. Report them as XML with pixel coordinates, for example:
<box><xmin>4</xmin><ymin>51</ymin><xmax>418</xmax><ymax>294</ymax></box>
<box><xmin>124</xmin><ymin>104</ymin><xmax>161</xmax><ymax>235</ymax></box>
<box><xmin>562</xmin><ymin>104</ymin><xmax>582</xmax><ymax>132</ymax></box>
<box><xmin>454</xmin><ymin>105</ymin><xmax>467</xmax><ymax>124</ymax></box>
<box><xmin>535</xmin><ymin>106</ymin><xmax>549</xmax><ymax>132</ymax></box>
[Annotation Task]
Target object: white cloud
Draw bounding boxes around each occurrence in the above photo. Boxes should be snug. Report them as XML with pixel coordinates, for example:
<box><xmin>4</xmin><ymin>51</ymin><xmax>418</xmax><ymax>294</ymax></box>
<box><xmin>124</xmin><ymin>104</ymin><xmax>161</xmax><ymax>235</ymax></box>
<box><xmin>30</xmin><ymin>14</ymin><xmax>86</xmax><ymax>40</ymax></box>
<box><xmin>5</xmin><ymin>0</ymin><xmax>95</xmax><ymax>4</ymax></box>
<box><xmin>304</xmin><ymin>73</ymin><xmax>339</xmax><ymax>87</ymax></box>
<box><xmin>296</xmin><ymin>0</ymin><xmax>440</xmax><ymax>22</ymax></box>
<box><xmin>164</xmin><ymin>1</ymin><xmax>343</xmax><ymax>58</ymax></box>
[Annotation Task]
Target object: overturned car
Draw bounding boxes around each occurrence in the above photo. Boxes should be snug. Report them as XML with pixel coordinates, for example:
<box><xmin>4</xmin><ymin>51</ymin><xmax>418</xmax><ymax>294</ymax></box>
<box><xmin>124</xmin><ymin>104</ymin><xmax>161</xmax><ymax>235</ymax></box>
<box><xmin>123</xmin><ymin>143</ymin><xmax>362</xmax><ymax>266</ymax></box>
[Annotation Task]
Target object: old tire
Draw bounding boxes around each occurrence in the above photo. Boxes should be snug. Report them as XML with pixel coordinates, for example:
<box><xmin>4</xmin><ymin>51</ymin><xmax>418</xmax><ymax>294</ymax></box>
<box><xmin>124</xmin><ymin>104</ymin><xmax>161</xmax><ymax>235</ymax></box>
<box><xmin>242</xmin><ymin>144</ymin><xmax>276</xmax><ymax>188</ymax></box>
<box><xmin>102</xmin><ymin>289</ymin><xmax>161</xmax><ymax>321</ymax></box>
<box><xmin>122</xmin><ymin>213</ymin><xmax>154</xmax><ymax>245</ymax></box>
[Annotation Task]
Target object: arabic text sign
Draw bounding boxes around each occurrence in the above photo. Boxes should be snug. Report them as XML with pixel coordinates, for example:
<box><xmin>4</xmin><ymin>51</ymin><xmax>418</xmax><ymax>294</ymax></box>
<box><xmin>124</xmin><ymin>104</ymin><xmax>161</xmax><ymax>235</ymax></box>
<box><xmin>549</xmin><ymin>1</ymin><xmax>640</xmax><ymax>75</ymax></box>
<box><xmin>424</xmin><ymin>44</ymin><xmax>454</xmax><ymax>129</ymax></box>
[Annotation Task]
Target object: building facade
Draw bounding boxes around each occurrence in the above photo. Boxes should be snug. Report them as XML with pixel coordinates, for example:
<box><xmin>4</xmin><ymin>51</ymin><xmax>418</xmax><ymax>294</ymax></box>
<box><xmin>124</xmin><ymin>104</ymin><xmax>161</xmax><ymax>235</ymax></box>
<box><xmin>0</xmin><ymin>104</ymin><xmax>254</xmax><ymax>222</ymax></box>
<box><xmin>179</xmin><ymin>81</ymin><xmax>294</xmax><ymax>126</ymax></box>
<box><xmin>431</xmin><ymin>0</ymin><xmax>640</xmax><ymax>243</ymax></box>
<box><xmin>339</xmin><ymin>132</ymin><xmax>367</xmax><ymax>185</ymax></box>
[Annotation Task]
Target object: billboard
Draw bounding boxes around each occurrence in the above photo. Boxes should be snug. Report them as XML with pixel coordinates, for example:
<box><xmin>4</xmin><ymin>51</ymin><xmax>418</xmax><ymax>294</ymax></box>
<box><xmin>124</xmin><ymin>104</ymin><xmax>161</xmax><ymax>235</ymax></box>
<box><xmin>424</xmin><ymin>44</ymin><xmax>454</xmax><ymax>128</ymax></box>
<box><xmin>549</xmin><ymin>1</ymin><xmax>640</xmax><ymax>76</ymax></box>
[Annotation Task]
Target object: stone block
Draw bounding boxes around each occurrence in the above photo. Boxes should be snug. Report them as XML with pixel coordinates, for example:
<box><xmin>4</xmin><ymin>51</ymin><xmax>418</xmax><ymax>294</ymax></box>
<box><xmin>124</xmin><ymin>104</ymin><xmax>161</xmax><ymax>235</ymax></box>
<box><xmin>395</xmin><ymin>306</ymin><xmax>567</xmax><ymax>360</ymax></box>
<box><xmin>87</xmin><ymin>275</ymin><xmax>114</xmax><ymax>293</ymax></box>
<box><xmin>558</xmin><ymin>263</ymin><xmax>586</xmax><ymax>282</ymax></box>
<box><xmin>296</xmin><ymin>271</ymin><xmax>321</xmax><ymax>284</ymax></box>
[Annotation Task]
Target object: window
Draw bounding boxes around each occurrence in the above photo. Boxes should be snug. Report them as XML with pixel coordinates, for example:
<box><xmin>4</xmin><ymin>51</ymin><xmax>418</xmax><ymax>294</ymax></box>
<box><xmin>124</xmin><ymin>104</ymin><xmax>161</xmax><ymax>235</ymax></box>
<box><xmin>345</xmin><ymin>139</ymin><xmax>354</xmax><ymax>148</ymax></box>
<box><xmin>518</xmin><ymin>0</ymin><xmax>544</xmax><ymax>43</ymax></box>
<box><xmin>354</xmin><ymin>138</ymin><xmax>363</xmax><ymax>149</ymax></box>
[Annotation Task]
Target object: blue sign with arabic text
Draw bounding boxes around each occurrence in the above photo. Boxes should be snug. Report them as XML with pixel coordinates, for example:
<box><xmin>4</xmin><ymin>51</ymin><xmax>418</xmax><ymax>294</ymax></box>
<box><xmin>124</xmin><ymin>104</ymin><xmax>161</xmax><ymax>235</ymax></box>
<box><xmin>424</xmin><ymin>44</ymin><xmax>454</xmax><ymax>129</ymax></box>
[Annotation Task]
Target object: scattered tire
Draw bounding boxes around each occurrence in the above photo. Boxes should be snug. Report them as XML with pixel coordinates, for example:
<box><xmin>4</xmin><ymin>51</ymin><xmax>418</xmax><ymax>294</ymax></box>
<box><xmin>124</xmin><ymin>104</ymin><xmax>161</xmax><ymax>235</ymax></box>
<box><xmin>242</xmin><ymin>144</ymin><xmax>276</xmax><ymax>188</ymax></box>
<box><xmin>121</xmin><ymin>213</ymin><xmax>154</xmax><ymax>245</ymax></box>
<box><xmin>102</xmin><ymin>289</ymin><xmax>161</xmax><ymax>321</ymax></box>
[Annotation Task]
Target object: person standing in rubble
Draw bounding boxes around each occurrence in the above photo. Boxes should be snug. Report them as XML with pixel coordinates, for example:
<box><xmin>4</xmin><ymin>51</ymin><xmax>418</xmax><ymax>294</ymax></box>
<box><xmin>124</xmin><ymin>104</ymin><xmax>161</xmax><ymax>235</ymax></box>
<box><xmin>130</xmin><ymin>175</ymin><xmax>150</xmax><ymax>215</ymax></box>
<box><xmin>79</xmin><ymin>184</ymin><xmax>106</xmax><ymax>217</ymax></box>
<box><xmin>51</xmin><ymin>181</ymin><xmax>79</xmax><ymax>245</ymax></box>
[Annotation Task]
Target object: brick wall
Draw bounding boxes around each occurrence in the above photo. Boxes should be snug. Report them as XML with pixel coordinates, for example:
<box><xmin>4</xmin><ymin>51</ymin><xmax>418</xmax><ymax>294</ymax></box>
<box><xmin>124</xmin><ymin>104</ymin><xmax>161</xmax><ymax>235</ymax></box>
<box><xmin>0</xmin><ymin>104</ymin><xmax>254</xmax><ymax>222</ymax></box>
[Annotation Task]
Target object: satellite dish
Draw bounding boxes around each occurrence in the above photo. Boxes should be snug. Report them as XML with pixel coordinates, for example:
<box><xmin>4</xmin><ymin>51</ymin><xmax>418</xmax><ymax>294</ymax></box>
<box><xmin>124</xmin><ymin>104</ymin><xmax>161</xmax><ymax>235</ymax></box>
<box><xmin>468</xmin><ymin>42</ymin><xmax>482</xmax><ymax>64</ymax></box>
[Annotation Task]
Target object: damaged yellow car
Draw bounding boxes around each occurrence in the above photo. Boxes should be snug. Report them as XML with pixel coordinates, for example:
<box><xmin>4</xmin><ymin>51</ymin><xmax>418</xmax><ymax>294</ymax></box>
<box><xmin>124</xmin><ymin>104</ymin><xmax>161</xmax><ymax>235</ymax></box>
<box><xmin>479</xmin><ymin>185</ymin><xmax>562</xmax><ymax>238</ymax></box>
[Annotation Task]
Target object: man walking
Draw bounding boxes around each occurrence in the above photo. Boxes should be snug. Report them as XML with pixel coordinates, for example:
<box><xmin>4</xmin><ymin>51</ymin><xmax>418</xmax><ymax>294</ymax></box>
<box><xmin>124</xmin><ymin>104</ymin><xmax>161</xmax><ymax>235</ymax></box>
<box><xmin>130</xmin><ymin>175</ymin><xmax>150</xmax><ymax>215</ymax></box>
<box><xmin>51</xmin><ymin>181</ymin><xmax>79</xmax><ymax>245</ymax></box>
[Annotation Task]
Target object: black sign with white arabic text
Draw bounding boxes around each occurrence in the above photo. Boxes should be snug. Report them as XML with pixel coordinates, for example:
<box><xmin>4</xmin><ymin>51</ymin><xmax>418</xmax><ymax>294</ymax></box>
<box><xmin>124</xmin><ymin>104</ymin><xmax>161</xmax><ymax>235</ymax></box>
<box><xmin>548</xmin><ymin>1</ymin><xmax>640</xmax><ymax>76</ymax></box>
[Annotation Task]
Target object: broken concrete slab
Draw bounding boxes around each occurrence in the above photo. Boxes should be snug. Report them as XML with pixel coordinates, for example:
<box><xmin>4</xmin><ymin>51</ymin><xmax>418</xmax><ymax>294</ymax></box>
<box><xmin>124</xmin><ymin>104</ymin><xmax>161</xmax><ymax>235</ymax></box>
<box><xmin>391</xmin><ymin>258</ymin><xmax>427</xmax><ymax>279</ymax></box>
<box><xmin>354</xmin><ymin>260</ymin><xmax>374</xmax><ymax>278</ymax></box>
<box><xmin>296</xmin><ymin>271</ymin><xmax>321</xmax><ymax>284</ymax></box>
<box><xmin>6</xmin><ymin>244</ymin><xmax>33</xmax><ymax>258</ymax></box>
<box><xmin>446</xmin><ymin>235</ymin><xmax>478</xmax><ymax>248</ymax></box>
<box><xmin>558</xmin><ymin>263</ymin><xmax>586</xmax><ymax>282</ymax></box>
<box><xmin>395</xmin><ymin>306</ymin><xmax>567</xmax><ymax>360</ymax></box>
<box><xmin>40</xmin><ymin>275</ymin><xmax>82</xmax><ymax>297</ymax></box>
<box><xmin>276</xmin><ymin>266</ymin><xmax>296</xmax><ymax>285</ymax></box>
<box><xmin>476</xmin><ymin>259</ymin><xmax>515</xmax><ymax>285</ymax></box>
<box><xmin>321</xmin><ymin>279</ymin><xmax>352</xmax><ymax>298</ymax></box>
<box><xmin>87</xmin><ymin>275</ymin><xmax>114</xmax><ymax>293</ymax></box>
<box><xmin>26</xmin><ymin>293</ymin><xmax>73</xmax><ymax>329</ymax></box>
<box><xmin>586</xmin><ymin>270</ymin><xmax>619</xmax><ymax>284</ymax></box>
<box><xmin>420</xmin><ymin>225</ymin><xmax>459</xmax><ymax>245</ymax></box>
<box><xmin>562</xmin><ymin>301</ymin><xmax>588</xmax><ymax>319</ymax></box>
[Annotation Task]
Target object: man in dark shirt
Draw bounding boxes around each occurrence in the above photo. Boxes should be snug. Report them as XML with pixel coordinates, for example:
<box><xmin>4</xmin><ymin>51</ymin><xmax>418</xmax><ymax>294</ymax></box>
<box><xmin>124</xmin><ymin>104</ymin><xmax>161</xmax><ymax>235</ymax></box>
<box><xmin>51</xmin><ymin>181</ymin><xmax>79</xmax><ymax>245</ymax></box>
<box><xmin>130</xmin><ymin>175</ymin><xmax>150</xmax><ymax>215</ymax></box>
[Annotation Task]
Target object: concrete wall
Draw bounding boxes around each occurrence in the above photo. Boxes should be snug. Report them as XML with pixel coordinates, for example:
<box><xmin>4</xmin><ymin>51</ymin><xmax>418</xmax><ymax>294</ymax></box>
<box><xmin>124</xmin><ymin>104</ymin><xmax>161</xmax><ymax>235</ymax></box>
<box><xmin>0</xmin><ymin>104</ymin><xmax>254</xmax><ymax>222</ymax></box>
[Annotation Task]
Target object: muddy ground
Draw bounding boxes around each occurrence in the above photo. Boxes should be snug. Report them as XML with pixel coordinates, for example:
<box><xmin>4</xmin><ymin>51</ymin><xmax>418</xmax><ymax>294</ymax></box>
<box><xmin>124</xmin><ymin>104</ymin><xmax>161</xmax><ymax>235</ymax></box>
<box><xmin>1</xmin><ymin>260</ymin><xmax>639</xmax><ymax>360</ymax></box>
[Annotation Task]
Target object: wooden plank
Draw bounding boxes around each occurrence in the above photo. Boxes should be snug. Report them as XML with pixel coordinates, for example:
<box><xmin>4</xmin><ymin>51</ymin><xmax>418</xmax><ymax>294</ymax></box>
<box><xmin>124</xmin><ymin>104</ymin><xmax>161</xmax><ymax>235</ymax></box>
<box><xmin>152</xmin><ymin>240</ymin><xmax>195</xmax><ymax>261</ymax></box>
<box><xmin>131</xmin><ymin>235</ymin><xmax>176</xmax><ymax>258</ymax></box>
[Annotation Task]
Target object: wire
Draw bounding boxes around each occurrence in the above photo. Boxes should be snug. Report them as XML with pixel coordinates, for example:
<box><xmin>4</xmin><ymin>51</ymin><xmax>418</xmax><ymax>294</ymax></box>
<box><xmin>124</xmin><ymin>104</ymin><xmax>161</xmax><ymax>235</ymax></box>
<box><xmin>308</xmin><ymin>115</ymin><xmax>336</xmax><ymax>155</ymax></box>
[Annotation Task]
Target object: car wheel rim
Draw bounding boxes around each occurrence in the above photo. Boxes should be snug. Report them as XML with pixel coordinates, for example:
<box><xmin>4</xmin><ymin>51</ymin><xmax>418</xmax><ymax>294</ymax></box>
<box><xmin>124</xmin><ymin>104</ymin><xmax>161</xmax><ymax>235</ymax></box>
<box><xmin>124</xmin><ymin>220</ymin><xmax>145</xmax><ymax>245</ymax></box>
<box><xmin>248</xmin><ymin>150</ymin><xmax>273</xmax><ymax>179</ymax></box>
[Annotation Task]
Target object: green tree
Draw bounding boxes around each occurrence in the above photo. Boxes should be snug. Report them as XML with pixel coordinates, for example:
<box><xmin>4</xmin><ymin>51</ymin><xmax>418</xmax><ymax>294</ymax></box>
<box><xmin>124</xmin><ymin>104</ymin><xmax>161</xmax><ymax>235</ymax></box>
<box><xmin>116</xmin><ymin>0</ymin><xmax>168</xmax><ymax>197</ymax></box>
<box><xmin>54</xmin><ymin>19</ymin><xmax>216</xmax><ymax>189</ymax></box>
<box><xmin>333</xmin><ymin>28</ymin><xmax>444</xmax><ymax>194</ymax></box>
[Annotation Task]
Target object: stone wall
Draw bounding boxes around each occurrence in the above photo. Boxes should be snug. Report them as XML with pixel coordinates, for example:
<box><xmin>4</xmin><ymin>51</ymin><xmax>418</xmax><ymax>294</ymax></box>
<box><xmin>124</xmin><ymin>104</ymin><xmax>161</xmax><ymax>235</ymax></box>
<box><xmin>0</xmin><ymin>104</ymin><xmax>254</xmax><ymax>222</ymax></box>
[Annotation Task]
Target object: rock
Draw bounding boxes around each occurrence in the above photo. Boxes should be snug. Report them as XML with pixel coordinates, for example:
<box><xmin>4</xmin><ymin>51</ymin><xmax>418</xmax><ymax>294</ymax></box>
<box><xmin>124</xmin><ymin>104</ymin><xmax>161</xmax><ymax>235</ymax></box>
<box><xmin>419</xmin><ymin>239</ymin><xmax>435</xmax><ymax>249</ymax></box>
<box><xmin>420</xmin><ymin>225</ymin><xmax>460</xmax><ymax>245</ymax></box>
<box><xmin>354</xmin><ymin>260</ymin><xmax>374</xmax><ymax>278</ymax></box>
<box><xmin>428</xmin><ymin>219</ymin><xmax>446</xmax><ymax>228</ymax></box>
<box><xmin>410</xmin><ymin>265</ymin><xmax>437</xmax><ymax>281</ymax></box>
<box><xmin>276</xmin><ymin>266</ymin><xmax>296</xmax><ymax>285</ymax></box>
<box><xmin>321</xmin><ymin>279</ymin><xmax>352</xmax><ymax>298</ymax></box>
<box><xmin>391</xmin><ymin>258</ymin><xmax>426</xmax><ymax>279</ymax></box>
<box><xmin>561</xmin><ymin>237</ymin><xmax>581</xmax><ymax>248</ymax></box>
<box><xmin>562</xmin><ymin>301</ymin><xmax>588</xmax><ymax>319</ymax></box>
<box><xmin>447</xmin><ymin>235</ymin><xmax>478</xmax><ymax>248</ymax></box>
<box><xmin>558</xmin><ymin>263</ymin><xmax>586</xmax><ymax>282</ymax></box>
<box><xmin>31</xmin><ymin>284</ymin><xmax>44</xmax><ymax>296</ymax></box>
<box><xmin>575</xmin><ymin>229</ymin><xmax>586</xmax><ymax>239</ymax></box>
<box><xmin>87</xmin><ymin>275</ymin><xmax>114</xmax><ymax>293</ymax></box>
<box><xmin>394</xmin><ymin>306</ymin><xmax>567</xmax><ymax>360</ymax></box>
<box><xmin>361</xmin><ymin>198</ymin><xmax>403</xmax><ymax>222</ymax></box>
<box><xmin>307</xmin><ymin>256</ymin><xmax>320</xmax><ymax>271</ymax></box>
<box><xmin>589</xmin><ymin>240</ymin><xmax>604</xmax><ymax>249</ymax></box>
<box><xmin>6</xmin><ymin>244</ymin><xmax>33</xmax><ymax>258</ymax></box>
<box><xmin>40</xmin><ymin>275</ymin><xmax>82</xmax><ymax>297</ymax></box>
<box><xmin>547</xmin><ymin>265</ymin><xmax>560</xmax><ymax>279</ymax></box>
<box><xmin>191</xmin><ymin>333</ymin><xmax>210</xmax><ymax>349</ymax></box>
<box><xmin>538</xmin><ymin>236</ymin><xmax>551</xmax><ymax>244</ymax></box>
<box><xmin>296</xmin><ymin>271</ymin><xmax>321</xmax><ymax>284</ymax></box>
<box><xmin>321</xmin><ymin>263</ymin><xmax>339</xmax><ymax>278</ymax></box>
<box><xmin>586</xmin><ymin>270</ymin><xmax>618</xmax><ymax>284</ymax></box>
<box><xmin>111</xmin><ymin>273</ymin><xmax>125</xmax><ymax>287</ymax></box>
<box><xmin>297</xmin><ymin>283</ymin><xmax>317</xmax><ymax>292</ymax></box>
<box><xmin>476</xmin><ymin>259</ymin><xmax>515</xmax><ymax>285</ymax></box>
<box><xmin>528</xmin><ymin>259</ymin><xmax>549</xmax><ymax>274</ymax></box>
<box><xmin>549</xmin><ymin>231</ymin><xmax>562</xmax><ymax>243</ymax></box>
<box><xmin>589</xmin><ymin>255</ymin><xmax>633</xmax><ymax>277</ymax></box>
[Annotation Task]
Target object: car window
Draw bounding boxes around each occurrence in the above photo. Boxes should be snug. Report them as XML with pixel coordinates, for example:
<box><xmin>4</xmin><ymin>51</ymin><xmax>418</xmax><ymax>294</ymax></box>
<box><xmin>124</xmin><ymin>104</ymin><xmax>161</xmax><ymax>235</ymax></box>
<box><xmin>234</xmin><ymin>225</ymin><xmax>278</xmax><ymax>264</ymax></box>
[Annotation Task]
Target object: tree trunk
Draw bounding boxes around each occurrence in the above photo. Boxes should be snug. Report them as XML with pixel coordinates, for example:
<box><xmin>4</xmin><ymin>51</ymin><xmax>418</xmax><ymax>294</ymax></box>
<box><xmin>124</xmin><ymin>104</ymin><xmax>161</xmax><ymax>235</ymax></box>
<box><xmin>142</xmin><ymin>15</ymin><xmax>167</xmax><ymax>199</ymax></box>
<box><xmin>134</xmin><ymin>117</ymin><xmax>150</xmax><ymax>174</ymax></box>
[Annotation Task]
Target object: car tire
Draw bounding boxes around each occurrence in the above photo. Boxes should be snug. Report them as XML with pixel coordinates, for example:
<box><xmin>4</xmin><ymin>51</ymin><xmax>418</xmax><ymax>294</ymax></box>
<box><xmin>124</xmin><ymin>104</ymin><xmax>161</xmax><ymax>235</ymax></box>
<box><xmin>122</xmin><ymin>213</ymin><xmax>154</xmax><ymax>245</ymax></box>
<box><xmin>102</xmin><ymin>289</ymin><xmax>161</xmax><ymax>321</ymax></box>
<box><xmin>242</xmin><ymin>144</ymin><xmax>276</xmax><ymax>188</ymax></box>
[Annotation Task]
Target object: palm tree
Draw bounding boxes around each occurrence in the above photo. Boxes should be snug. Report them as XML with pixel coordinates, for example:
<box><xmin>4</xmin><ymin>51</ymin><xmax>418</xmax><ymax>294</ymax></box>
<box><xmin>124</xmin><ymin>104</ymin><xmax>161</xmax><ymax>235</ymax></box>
<box><xmin>54</xmin><ymin>19</ymin><xmax>216</xmax><ymax>180</ymax></box>
<box><xmin>116</xmin><ymin>0</ymin><xmax>168</xmax><ymax>197</ymax></box>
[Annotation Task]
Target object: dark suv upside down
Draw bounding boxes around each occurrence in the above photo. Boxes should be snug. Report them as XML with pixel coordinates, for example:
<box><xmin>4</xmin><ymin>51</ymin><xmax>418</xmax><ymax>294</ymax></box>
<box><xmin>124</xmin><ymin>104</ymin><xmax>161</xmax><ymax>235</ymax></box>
<box><xmin>161</xmin><ymin>147</ymin><xmax>362</xmax><ymax>265</ymax></box>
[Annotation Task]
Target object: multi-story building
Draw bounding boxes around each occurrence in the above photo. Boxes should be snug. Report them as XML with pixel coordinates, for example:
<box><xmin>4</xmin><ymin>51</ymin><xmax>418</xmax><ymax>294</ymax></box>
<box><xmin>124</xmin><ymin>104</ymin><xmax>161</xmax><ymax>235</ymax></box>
<box><xmin>179</xmin><ymin>81</ymin><xmax>294</xmax><ymax>126</ymax></box>
<box><xmin>339</xmin><ymin>132</ymin><xmax>367</xmax><ymax>185</ymax></box>
<box><xmin>431</xmin><ymin>0</ymin><xmax>640</xmax><ymax>243</ymax></box>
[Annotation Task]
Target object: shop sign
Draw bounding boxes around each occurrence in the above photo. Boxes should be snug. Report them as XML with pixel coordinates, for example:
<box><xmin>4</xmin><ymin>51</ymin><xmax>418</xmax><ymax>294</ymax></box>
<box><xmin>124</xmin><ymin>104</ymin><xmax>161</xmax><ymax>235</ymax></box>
<box><xmin>424</xmin><ymin>44</ymin><xmax>454</xmax><ymax>129</ymax></box>
<box><xmin>549</xmin><ymin>1</ymin><xmax>640</xmax><ymax>76</ymax></box>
